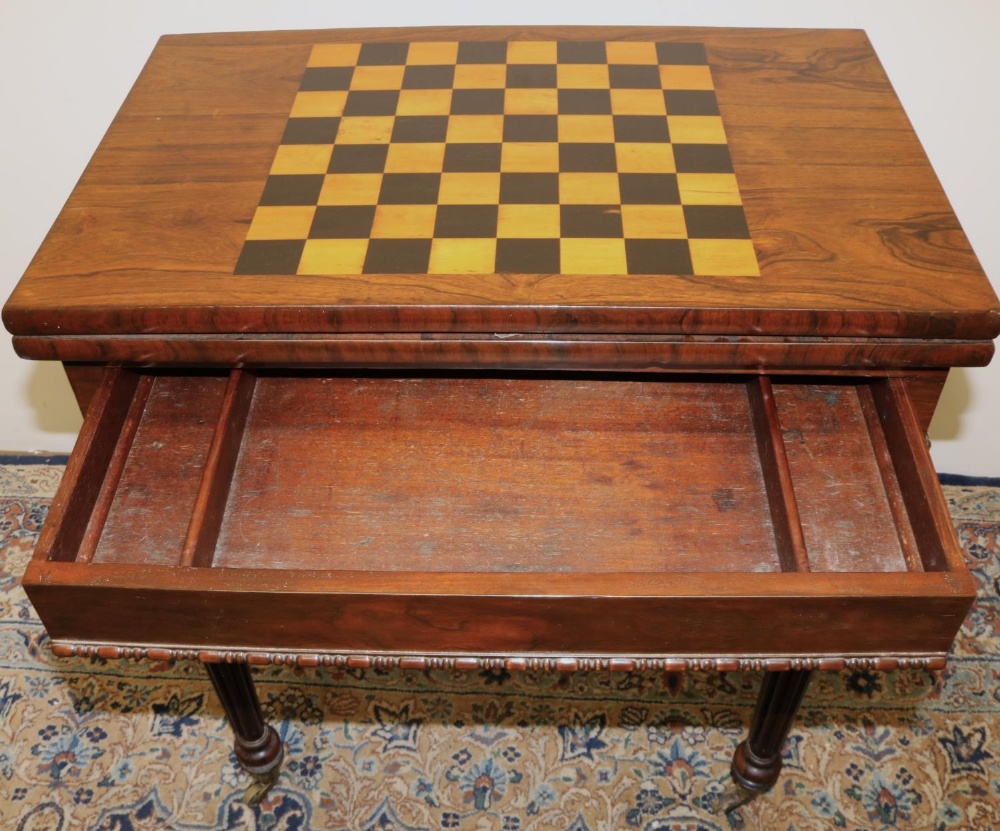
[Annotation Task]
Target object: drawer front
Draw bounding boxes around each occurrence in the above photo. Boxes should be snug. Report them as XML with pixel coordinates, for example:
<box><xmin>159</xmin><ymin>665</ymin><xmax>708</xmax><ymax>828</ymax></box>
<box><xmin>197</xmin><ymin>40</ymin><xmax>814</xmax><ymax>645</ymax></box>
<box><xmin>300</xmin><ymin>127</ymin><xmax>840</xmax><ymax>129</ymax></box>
<box><xmin>24</xmin><ymin>368</ymin><xmax>974</xmax><ymax>670</ymax></box>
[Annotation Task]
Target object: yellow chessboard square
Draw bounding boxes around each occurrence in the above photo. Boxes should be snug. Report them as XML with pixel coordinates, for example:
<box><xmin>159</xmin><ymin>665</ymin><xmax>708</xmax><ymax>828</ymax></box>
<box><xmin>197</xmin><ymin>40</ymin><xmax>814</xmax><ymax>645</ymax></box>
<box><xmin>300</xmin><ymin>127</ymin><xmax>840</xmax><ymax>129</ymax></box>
<box><xmin>610</xmin><ymin>89</ymin><xmax>667</xmax><ymax>116</ymax></box>
<box><xmin>397</xmin><ymin>89</ymin><xmax>453</xmax><ymax>116</ymax></box>
<box><xmin>501</xmin><ymin>142</ymin><xmax>559</xmax><ymax>172</ymax></box>
<box><xmin>290</xmin><ymin>91</ymin><xmax>348</xmax><ymax>119</ymax></box>
<box><xmin>438</xmin><ymin>172</ymin><xmax>502</xmax><ymax>204</ymax></box>
<box><xmin>454</xmin><ymin>64</ymin><xmax>507</xmax><ymax>89</ymax></box>
<box><xmin>505</xmin><ymin>88</ymin><xmax>559</xmax><ymax>115</ymax></box>
<box><xmin>560</xmin><ymin>173</ymin><xmax>621</xmax><ymax>204</ymax></box>
<box><xmin>620</xmin><ymin>205</ymin><xmax>687</xmax><ymax>239</ymax></box>
<box><xmin>659</xmin><ymin>64</ymin><xmax>715</xmax><ymax>90</ymax></box>
<box><xmin>615</xmin><ymin>142</ymin><xmax>676</xmax><ymax>173</ymax></box>
<box><xmin>406</xmin><ymin>41</ymin><xmax>459</xmax><ymax>65</ymax></box>
<box><xmin>561</xmin><ymin>238</ymin><xmax>628</xmax><ymax>274</ymax></box>
<box><xmin>299</xmin><ymin>239</ymin><xmax>369</xmax><ymax>274</ymax></box>
<box><xmin>318</xmin><ymin>173</ymin><xmax>383</xmax><ymax>205</ymax></box>
<box><xmin>556</xmin><ymin>64</ymin><xmax>610</xmax><ymax>89</ymax></box>
<box><xmin>246</xmin><ymin>206</ymin><xmax>317</xmax><ymax>240</ymax></box>
<box><xmin>507</xmin><ymin>41</ymin><xmax>558</xmax><ymax>64</ymax></box>
<box><xmin>496</xmin><ymin>205</ymin><xmax>561</xmax><ymax>238</ymax></box>
<box><xmin>269</xmin><ymin>144</ymin><xmax>333</xmax><ymax>175</ymax></box>
<box><xmin>558</xmin><ymin>115</ymin><xmax>616</xmax><ymax>143</ymax></box>
<box><xmin>335</xmin><ymin>117</ymin><xmax>395</xmax><ymax>144</ymax></box>
<box><xmin>677</xmin><ymin>173</ymin><xmax>742</xmax><ymax>205</ymax></box>
<box><xmin>371</xmin><ymin>205</ymin><xmax>438</xmax><ymax>238</ymax></box>
<box><xmin>385</xmin><ymin>143</ymin><xmax>447</xmax><ymax>173</ymax></box>
<box><xmin>447</xmin><ymin>115</ymin><xmax>505</xmax><ymax>143</ymax></box>
<box><xmin>605</xmin><ymin>41</ymin><xmax>659</xmax><ymax>65</ymax></box>
<box><xmin>308</xmin><ymin>43</ymin><xmax>361</xmax><ymax>67</ymax></box>
<box><xmin>689</xmin><ymin>239</ymin><xmax>760</xmax><ymax>276</ymax></box>
<box><xmin>350</xmin><ymin>65</ymin><xmax>406</xmax><ymax>90</ymax></box>
<box><xmin>667</xmin><ymin>115</ymin><xmax>728</xmax><ymax>144</ymax></box>
<box><xmin>429</xmin><ymin>238</ymin><xmax>498</xmax><ymax>273</ymax></box>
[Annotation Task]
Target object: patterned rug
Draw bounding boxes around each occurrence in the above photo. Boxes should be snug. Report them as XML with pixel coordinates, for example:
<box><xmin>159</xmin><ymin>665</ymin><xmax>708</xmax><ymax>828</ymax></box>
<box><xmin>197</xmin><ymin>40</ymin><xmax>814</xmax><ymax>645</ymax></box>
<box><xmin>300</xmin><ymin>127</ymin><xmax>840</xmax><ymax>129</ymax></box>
<box><xmin>1</xmin><ymin>459</ymin><xmax>997</xmax><ymax>831</ymax></box>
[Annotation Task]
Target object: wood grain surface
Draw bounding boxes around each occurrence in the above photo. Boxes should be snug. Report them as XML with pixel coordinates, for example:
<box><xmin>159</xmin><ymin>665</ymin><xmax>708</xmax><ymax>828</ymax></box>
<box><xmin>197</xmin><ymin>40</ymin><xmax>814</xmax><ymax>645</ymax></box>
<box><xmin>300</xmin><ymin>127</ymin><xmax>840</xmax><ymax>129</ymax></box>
<box><xmin>3</xmin><ymin>26</ymin><xmax>998</xmax><ymax>351</ymax></box>
<box><xmin>24</xmin><ymin>562</ymin><xmax>973</xmax><ymax>659</ymax></box>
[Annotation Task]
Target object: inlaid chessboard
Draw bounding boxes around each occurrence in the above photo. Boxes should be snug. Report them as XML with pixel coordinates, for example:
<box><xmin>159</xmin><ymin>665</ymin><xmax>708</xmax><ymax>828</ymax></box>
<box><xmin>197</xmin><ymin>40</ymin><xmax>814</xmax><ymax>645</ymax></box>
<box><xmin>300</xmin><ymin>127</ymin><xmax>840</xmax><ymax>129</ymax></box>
<box><xmin>235</xmin><ymin>39</ymin><xmax>759</xmax><ymax>277</ymax></box>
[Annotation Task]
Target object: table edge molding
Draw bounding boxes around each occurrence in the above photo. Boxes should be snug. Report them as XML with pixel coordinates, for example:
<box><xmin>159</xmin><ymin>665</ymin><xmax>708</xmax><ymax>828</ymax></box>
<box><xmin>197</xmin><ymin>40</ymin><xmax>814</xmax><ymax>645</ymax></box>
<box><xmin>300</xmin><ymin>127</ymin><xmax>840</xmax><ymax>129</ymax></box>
<box><xmin>49</xmin><ymin>641</ymin><xmax>949</xmax><ymax>673</ymax></box>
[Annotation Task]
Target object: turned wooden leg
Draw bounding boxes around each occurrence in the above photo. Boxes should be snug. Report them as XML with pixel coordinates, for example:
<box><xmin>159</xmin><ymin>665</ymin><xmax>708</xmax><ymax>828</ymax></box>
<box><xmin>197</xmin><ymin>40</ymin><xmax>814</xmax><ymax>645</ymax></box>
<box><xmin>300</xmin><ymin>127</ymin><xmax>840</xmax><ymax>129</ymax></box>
<box><xmin>731</xmin><ymin>669</ymin><xmax>813</xmax><ymax>793</ymax></box>
<box><xmin>205</xmin><ymin>661</ymin><xmax>283</xmax><ymax>778</ymax></box>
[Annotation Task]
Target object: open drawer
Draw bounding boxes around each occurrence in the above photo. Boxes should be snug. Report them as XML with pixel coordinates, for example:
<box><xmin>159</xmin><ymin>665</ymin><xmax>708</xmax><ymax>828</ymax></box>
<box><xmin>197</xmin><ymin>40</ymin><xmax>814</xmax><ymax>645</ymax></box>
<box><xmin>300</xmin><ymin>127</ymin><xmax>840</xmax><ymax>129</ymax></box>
<box><xmin>24</xmin><ymin>369</ymin><xmax>974</xmax><ymax>672</ymax></box>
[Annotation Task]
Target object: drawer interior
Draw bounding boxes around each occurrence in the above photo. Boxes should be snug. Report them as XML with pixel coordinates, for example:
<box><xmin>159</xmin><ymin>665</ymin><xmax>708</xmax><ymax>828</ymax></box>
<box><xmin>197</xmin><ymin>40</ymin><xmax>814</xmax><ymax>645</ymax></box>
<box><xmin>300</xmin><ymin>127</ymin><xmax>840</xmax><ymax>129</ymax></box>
<box><xmin>45</xmin><ymin>369</ymin><xmax>945</xmax><ymax>576</ymax></box>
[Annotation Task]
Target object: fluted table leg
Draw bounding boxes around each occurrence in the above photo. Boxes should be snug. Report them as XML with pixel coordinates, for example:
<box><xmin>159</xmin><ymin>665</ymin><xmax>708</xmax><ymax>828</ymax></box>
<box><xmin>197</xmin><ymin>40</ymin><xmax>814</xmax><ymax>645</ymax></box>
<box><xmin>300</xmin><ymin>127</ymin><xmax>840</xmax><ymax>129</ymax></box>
<box><xmin>731</xmin><ymin>669</ymin><xmax>813</xmax><ymax>793</ymax></box>
<box><xmin>205</xmin><ymin>660</ymin><xmax>283</xmax><ymax>802</ymax></box>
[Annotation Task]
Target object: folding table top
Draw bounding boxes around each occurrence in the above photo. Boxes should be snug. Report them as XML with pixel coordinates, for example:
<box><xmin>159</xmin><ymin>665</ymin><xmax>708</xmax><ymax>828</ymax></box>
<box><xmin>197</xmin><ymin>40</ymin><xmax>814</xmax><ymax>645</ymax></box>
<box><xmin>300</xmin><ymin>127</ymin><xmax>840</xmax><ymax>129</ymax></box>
<box><xmin>3</xmin><ymin>26</ymin><xmax>998</xmax><ymax>347</ymax></box>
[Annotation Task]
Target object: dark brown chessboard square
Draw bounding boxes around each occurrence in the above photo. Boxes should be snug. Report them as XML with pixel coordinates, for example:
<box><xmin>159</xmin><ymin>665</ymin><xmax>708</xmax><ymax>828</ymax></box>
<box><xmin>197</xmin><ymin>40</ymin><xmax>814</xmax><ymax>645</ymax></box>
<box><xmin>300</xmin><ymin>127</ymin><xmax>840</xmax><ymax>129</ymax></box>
<box><xmin>673</xmin><ymin>144</ymin><xmax>734</xmax><ymax>173</ymax></box>
<box><xmin>357</xmin><ymin>42</ymin><xmax>410</xmax><ymax>66</ymax></box>
<box><xmin>309</xmin><ymin>206</ymin><xmax>377</xmax><ymax>238</ymax></box>
<box><xmin>451</xmin><ymin>89</ymin><xmax>506</xmax><ymax>115</ymax></box>
<box><xmin>342</xmin><ymin>90</ymin><xmax>400</xmax><ymax>117</ymax></box>
<box><xmin>363</xmin><ymin>238</ymin><xmax>432</xmax><ymax>273</ymax></box>
<box><xmin>557</xmin><ymin>41</ymin><xmax>608</xmax><ymax>64</ymax></box>
<box><xmin>499</xmin><ymin>173</ymin><xmax>560</xmax><ymax>204</ymax></box>
<box><xmin>507</xmin><ymin>65</ymin><xmax>558</xmax><ymax>89</ymax></box>
<box><xmin>625</xmin><ymin>239</ymin><xmax>694</xmax><ymax>274</ymax></box>
<box><xmin>561</xmin><ymin>204</ymin><xmax>624</xmax><ymax>238</ymax></box>
<box><xmin>656</xmin><ymin>42</ymin><xmax>708</xmax><ymax>65</ymax></box>
<box><xmin>613</xmin><ymin>115</ymin><xmax>670</xmax><ymax>143</ymax></box>
<box><xmin>496</xmin><ymin>238</ymin><xmax>560</xmax><ymax>273</ymax></box>
<box><xmin>234</xmin><ymin>240</ymin><xmax>305</xmax><ymax>275</ymax></box>
<box><xmin>663</xmin><ymin>89</ymin><xmax>720</xmax><ymax>116</ymax></box>
<box><xmin>378</xmin><ymin>173</ymin><xmax>441</xmax><ymax>204</ymax></box>
<box><xmin>503</xmin><ymin>115</ymin><xmax>558</xmax><ymax>142</ymax></box>
<box><xmin>559</xmin><ymin>143</ymin><xmax>618</xmax><ymax>173</ymax></box>
<box><xmin>608</xmin><ymin>65</ymin><xmax>662</xmax><ymax>89</ymax></box>
<box><xmin>328</xmin><ymin>144</ymin><xmax>389</xmax><ymax>174</ymax></box>
<box><xmin>457</xmin><ymin>41</ymin><xmax>508</xmax><ymax>64</ymax></box>
<box><xmin>558</xmin><ymin>89</ymin><xmax>612</xmax><ymax>115</ymax></box>
<box><xmin>391</xmin><ymin>116</ymin><xmax>450</xmax><ymax>143</ymax></box>
<box><xmin>281</xmin><ymin>117</ymin><xmax>341</xmax><ymax>145</ymax></box>
<box><xmin>684</xmin><ymin>205</ymin><xmax>752</xmax><ymax>239</ymax></box>
<box><xmin>300</xmin><ymin>66</ymin><xmax>354</xmax><ymax>91</ymax></box>
<box><xmin>434</xmin><ymin>204</ymin><xmax>499</xmax><ymax>238</ymax></box>
<box><xmin>259</xmin><ymin>174</ymin><xmax>326</xmax><ymax>206</ymax></box>
<box><xmin>443</xmin><ymin>143</ymin><xmax>503</xmax><ymax>172</ymax></box>
<box><xmin>619</xmin><ymin>173</ymin><xmax>680</xmax><ymax>205</ymax></box>
<box><xmin>402</xmin><ymin>65</ymin><xmax>456</xmax><ymax>89</ymax></box>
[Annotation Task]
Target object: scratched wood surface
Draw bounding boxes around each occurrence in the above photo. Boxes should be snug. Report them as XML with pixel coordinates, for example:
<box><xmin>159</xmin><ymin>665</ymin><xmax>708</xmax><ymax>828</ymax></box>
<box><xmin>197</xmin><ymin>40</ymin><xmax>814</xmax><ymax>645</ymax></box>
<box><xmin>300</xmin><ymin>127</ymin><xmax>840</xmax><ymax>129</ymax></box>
<box><xmin>3</xmin><ymin>26</ymin><xmax>998</xmax><ymax>351</ymax></box>
<box><xmin>213</xmin><ymin>374</ymin><xmax>781</xmax><ymax>572</ymax></box>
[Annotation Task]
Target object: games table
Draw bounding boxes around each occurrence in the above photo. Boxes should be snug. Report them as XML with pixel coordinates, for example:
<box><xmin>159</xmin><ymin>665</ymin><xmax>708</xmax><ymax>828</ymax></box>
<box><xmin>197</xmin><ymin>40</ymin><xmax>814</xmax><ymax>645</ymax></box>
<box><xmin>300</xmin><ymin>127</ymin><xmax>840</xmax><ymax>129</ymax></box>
<box><xmin>3</xmin><ymin>26</ymin><xmax>998</xmax><ymax>805</ymax></box>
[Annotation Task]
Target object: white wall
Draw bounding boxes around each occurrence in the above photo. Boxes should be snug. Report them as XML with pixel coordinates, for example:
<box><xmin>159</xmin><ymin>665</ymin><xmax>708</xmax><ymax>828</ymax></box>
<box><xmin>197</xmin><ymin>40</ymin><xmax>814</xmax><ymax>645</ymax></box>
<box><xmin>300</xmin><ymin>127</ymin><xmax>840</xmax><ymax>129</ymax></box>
<box><xmin>2</xmin><ymin>1</ymin><xmax>998</xmax><ymax>474</ymax></box>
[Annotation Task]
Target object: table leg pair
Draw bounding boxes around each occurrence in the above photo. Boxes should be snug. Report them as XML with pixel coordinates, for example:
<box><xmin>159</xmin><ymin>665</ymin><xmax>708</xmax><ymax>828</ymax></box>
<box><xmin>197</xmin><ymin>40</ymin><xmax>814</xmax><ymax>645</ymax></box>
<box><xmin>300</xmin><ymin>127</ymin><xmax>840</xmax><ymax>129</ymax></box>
<box><xmin>205</xmin><ymin>661</ymin><xmax>813</xmax><ymax>805</ymax></box>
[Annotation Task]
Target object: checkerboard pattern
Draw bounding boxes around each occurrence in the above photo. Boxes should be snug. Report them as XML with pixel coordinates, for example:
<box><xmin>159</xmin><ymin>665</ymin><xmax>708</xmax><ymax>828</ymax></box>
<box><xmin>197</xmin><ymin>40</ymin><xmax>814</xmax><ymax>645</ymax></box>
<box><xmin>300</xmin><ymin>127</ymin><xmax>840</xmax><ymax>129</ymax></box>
<box><xmin>234</xmin><ymin>40</ymin><xmax>759</xmax><ymax>277</ymax></box>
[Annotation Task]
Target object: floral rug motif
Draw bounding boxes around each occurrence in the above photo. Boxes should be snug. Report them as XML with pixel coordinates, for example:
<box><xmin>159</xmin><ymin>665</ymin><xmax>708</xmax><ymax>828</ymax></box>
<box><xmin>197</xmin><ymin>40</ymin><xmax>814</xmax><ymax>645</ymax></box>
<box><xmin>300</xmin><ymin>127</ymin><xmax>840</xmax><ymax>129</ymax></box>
<box><xmin>0</xmin><ymin>461</ymin><xmax>998</xmax><ymax>830</ymax></box>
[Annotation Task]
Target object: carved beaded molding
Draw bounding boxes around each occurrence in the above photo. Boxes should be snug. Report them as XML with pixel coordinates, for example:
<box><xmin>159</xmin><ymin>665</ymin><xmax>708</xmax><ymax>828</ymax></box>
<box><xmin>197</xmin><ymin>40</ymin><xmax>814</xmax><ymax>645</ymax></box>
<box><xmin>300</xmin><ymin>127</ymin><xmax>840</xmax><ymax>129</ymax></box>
<box><xmin>50</xmin><ymin>642</ymin><xmax>948</xmax><ymax>673</ymax></box>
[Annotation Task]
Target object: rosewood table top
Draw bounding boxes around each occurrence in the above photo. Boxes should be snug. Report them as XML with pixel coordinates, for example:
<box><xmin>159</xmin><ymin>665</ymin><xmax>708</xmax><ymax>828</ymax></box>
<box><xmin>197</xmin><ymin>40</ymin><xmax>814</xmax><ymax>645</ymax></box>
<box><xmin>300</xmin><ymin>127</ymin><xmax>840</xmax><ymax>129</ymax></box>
<box><xmin>3</xmin><ymin>26</ymin><xmax>998</xmax><ymax>354</ymax></box>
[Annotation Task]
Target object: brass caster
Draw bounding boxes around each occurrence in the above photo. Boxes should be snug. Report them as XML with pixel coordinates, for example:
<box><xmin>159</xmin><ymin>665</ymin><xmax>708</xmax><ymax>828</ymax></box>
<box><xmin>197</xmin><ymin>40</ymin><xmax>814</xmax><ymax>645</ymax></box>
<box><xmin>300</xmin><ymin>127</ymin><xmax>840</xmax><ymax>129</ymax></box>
<box><xmin>721</xmin><ymin>780</ymin><xmax>758</xmax><ymax>816</ymax></box>
<box><xmin>243</xmin><ymin>770</ymin><xmax>279</xmax><ymax>806</ymax></box>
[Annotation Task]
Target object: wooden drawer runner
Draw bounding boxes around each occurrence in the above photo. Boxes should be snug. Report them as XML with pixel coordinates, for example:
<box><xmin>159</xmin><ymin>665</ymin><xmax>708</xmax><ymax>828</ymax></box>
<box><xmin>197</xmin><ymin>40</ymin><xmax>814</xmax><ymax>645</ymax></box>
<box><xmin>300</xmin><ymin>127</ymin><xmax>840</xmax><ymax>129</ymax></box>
<box><xmin>23</xmin><ymin>369</ymin><xmax>974</xmax><ymax>671</ymax></box>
